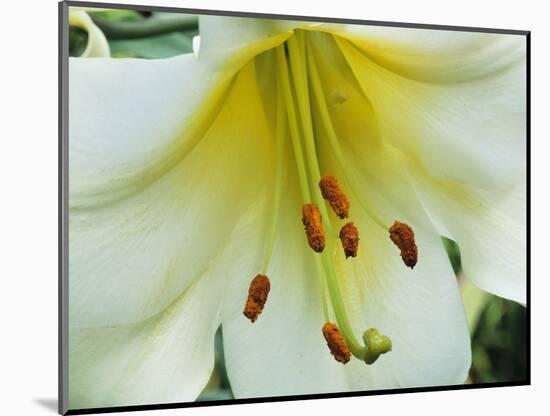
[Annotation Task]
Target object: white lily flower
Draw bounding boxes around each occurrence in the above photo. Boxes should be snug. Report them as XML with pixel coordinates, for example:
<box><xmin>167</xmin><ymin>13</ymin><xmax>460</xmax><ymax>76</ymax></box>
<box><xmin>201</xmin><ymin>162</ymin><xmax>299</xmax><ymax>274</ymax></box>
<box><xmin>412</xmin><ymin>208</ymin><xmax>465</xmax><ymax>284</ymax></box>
<box><xmin>69</xmin><ymin>8</ymin><xmax>110</xmax><ymax>57</ymax></box>
<box><xmin>68</xmin><ymin>15</ymin><xmax>526</xmax><ymax>409</ymax></box>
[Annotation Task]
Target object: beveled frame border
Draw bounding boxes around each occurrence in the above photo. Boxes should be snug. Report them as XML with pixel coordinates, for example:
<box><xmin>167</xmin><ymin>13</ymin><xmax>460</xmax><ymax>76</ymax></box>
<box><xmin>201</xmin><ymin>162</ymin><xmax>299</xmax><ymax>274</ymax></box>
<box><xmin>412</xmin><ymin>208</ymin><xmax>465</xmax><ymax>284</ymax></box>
<box><xmin>59</xmin><ymin>1</ymin><xmax>531</xmax><ymax>414</ymax></box>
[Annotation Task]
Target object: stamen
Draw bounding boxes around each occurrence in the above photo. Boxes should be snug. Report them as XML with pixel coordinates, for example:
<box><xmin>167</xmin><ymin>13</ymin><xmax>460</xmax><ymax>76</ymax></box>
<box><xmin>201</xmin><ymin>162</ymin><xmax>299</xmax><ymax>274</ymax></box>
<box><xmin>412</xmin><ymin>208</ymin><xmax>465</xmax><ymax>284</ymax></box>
<box><xmin>322</xmin><ymin>322</ymin><xmax>351</xmax><ymax>364</ymax></box>
<box><xmin>243</xmin><ymin>274</ymin><xmax>271</xmax><ymax>323</ymax></box>
<box><xmin>339</xmin><ymin>222</ymin><xmax>359</xmax><ymax>258</ymax></box>
<box><xmin>389</xmin><ymin>221</ymin><xmax>418</xmax><ymax>268</ymax></box>
<box><xmin>302</xmin><ymin>204</ymin><xmax>325</xmax><ymax>253</ymax></box>
<box><xmin>319</xmin><ymin>175</ymin><xmax>350</xmax><ymax>219</ymax></box>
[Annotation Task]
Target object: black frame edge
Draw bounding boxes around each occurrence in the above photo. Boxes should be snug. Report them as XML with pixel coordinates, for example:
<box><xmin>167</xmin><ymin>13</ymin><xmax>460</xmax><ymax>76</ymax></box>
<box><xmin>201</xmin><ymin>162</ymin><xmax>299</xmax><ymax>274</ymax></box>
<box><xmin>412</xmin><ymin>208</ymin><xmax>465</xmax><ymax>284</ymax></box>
<box><xmin>66</xmin><ymin>381</ymin><xmax>530</xmax><ymax>415</ymax></box>
<box><xmin>525</xmin><ymin>31</ymin><xmax>531</xmax><ymax>385</ymax></box>
<box><xmin>59</xmin><ymin>1</ymin><xmax>70</xmax><ymax>415</ymax></box>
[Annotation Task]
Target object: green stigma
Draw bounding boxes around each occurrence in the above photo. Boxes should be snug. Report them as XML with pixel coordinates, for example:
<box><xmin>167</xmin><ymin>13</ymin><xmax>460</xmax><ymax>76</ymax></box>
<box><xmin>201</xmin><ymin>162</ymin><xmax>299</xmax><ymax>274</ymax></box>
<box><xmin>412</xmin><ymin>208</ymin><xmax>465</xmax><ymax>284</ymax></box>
<box><xmin>363</xmin><ymin>328</ymin><xmax>393</xmax><ymax>365</ymax></box>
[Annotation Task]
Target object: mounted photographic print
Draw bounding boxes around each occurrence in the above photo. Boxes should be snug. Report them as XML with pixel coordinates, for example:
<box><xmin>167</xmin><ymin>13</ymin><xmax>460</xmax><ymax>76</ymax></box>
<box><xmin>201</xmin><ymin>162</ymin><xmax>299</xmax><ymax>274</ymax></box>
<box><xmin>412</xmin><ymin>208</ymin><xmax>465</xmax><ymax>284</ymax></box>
<box><xmin>59</xmin><ymin>1</ymin><xmax>530</xmax><ymax>414</ymax></box>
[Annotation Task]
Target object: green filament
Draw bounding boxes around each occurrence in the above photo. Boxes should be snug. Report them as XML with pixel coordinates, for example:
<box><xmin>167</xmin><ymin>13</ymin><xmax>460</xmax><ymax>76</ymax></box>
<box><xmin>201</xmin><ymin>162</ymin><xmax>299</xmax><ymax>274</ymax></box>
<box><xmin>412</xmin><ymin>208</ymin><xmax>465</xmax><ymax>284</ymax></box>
<box><xmin>261</xmin><ymin>88</ymin><xmax>286</xmax><ymax>275</ymax></box>
<box><xmin>276</xmin><ymin>45</ymin><xmax>329</xmax><ymax>322</ymax></box>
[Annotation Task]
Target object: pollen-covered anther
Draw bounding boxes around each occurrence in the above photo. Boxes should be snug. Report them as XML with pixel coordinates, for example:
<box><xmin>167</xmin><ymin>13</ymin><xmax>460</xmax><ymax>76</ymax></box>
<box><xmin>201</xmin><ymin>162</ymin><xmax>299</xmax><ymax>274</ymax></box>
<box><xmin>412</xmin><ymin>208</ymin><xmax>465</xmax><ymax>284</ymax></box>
<box><xmin>389</xmin><ymin>221</ymin><xmax>418</xmax><ymax>269</ymax></box>
<box><xmin>302</xmin><ymin>204</ymin><xmax>325</xmax><ymax>252</ymax></box>
<box><xmin>243</xmin><ymin>274</ymin><xmax>271</xmax><ymax>323</ymax></box>
<box><xmin>322</xmin><ymin>322</ymin><xmax>351</xmax><ymax>364</ymax></box>
<box><xmin>339</xmin><ymin>222</ymin><xmax>359</xmax><ymax>258</ymax></box>
<box><xmin>319</xmin><ymin>175</ymin><xmax>350</xmax><ymax>219</ymax></box>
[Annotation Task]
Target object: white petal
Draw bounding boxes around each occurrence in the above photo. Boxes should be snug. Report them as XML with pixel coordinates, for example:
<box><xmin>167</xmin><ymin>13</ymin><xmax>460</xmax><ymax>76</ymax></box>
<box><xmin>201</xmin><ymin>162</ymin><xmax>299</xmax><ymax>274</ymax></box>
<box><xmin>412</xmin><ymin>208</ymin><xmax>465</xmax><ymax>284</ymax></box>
<box><xmin>70</xmin><ymin>53</ymin><xmax>220</xmax><ymax>207</ymax></box>
<box><xmin>221</xmin><ymin>179</ymin><xmax>350</xmax><ymax>396</ymax></box>
<box><xmin>69</xmin><ymin>58</ymin><xmax>274</xmax><ymax>327</ymax></box>
<box><xmin>336</xmin><ymin>210</ymin><xmax>471</xmax><ymax>389</ymax></box>
<box><xmin>69</xmin><ymin>273</ymin><xmax>219</xmax><ymax>409</ymax></box>
<box><xmin>307</xmin><ymin>29</ymin><xmax>526</xmax><ymax>304</ymax></box>
<box><xmin>197</xmin><ymin>15</ymin><xmax>322</xmax><ymax>72</ymax></box>
<box><xmin>69</xmin><ymin>10</ymin><xmax>110</xmax><ymax>57</ymax></box>
<box><xmin>69</xmin><ymin>202</ymin><xmax>268</xmax><ymax>409</ymax></box>
<box><xmin>413</xmin><ymin>173</ymin><xmax>527</xmax><ymax>304</ymax></box>
<box><xmin>221</xmin><ymin>162</ymin><xmax>470</xmax><ymax>396</ymax></box>
<box><xmin>333</xmin><ymin>33</ymin><xmax>526</xmax><ymax>190</ymax></box>
<box><xmin>192</xmin><ymin>35</ymin><xmax>200</xmax><ymax>58</ymax></box>
<box><xmin>330</xmin><ymin>25</ymin><xmax>526</xmax><ymax>83</ymax></box>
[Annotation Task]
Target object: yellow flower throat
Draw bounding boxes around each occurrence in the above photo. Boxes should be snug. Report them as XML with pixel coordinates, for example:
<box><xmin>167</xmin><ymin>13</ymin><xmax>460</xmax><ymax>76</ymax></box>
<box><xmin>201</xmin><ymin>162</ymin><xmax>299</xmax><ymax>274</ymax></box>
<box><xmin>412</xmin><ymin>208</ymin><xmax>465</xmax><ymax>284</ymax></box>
<box><xmin>242</xmin><ymin>30</ymin><xmax>417</xmax><ymax>366</ymax></box>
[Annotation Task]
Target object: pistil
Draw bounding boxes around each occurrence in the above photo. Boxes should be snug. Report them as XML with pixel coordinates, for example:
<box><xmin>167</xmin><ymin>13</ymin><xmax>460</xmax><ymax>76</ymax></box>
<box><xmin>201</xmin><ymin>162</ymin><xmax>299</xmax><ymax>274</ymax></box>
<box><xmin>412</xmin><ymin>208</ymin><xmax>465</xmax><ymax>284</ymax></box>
<box><xmin>363</xmin><ymin>328</ymin><xmax>393</xmax><ymax>364</ymax></box>
<box><xmin>287</xmin><ymin>33</ymin><xmax>374</xmax><ymax>362</ymax></box>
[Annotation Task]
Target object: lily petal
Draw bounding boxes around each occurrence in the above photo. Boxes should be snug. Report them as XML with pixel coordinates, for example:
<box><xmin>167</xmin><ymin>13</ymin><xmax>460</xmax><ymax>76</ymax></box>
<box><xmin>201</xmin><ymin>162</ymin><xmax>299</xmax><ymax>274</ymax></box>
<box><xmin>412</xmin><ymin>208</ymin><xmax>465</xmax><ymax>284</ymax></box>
<box><xmin>69</xmin><ymin>10</ymin><xmax>110</xmax><ymax>57</ymax></box>
<box><xmin>337</xmin><ymin>198</ymin><xmax>471</xmax><ymax>388</ymax></box>
<box><xmin>68</xmin><ymin>200</ymin><xmax>269</xmax><ymax>409</ymax></box>
<box><xmin>333</xmin><ymin>32</ymin><xmax>526</xmax><ymax>190</ymax></box>
<box><xmin>221</xmin><ymin>180</ymin><xmax>350</xmax><ymax>396</ymax></box>
<box><xmin>413</xmin><ymin>173</ymin><xmax>527</xmax><ymax>304</ymax></box>
<box><xmin>198</xmin><ymin>16</ymin><xmax>321</xmax><ymax>72</ymax></box>
<box><xmin>69</xmin><ymin>271</ymin><xmax>220</xmax><ymax>409</ymax></box>
<box><xmin>69</xmin><ymin>58</ymin><xmax>274</xmax><ymax>326</ymax></box>
<box><xmin>70</xmin><ymin>54</ymin><xmax>223</xmax><ymax>207</ymax></box>
<box><xmin>331</xmin><ymin>25</ymin><xmax>525</xmax><ymax>83</ymax></box>
<box><xmin>307</xmin><ymin>28</ymin><xmax>526</xmax><ymax>304</ymax></box>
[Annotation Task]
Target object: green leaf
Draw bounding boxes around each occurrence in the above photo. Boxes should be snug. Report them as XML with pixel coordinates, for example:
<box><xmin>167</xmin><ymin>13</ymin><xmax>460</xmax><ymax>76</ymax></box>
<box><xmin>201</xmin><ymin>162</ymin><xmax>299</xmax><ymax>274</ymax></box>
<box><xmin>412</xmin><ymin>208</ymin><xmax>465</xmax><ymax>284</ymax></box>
<box><xmin>469</xmin><ymin>295</ymin><xmax>527</xmax><ymax>383</ymax></box>
<box><xmin>108</xmin><ymin>31</ymin><xmax>196</xmax><ymax>58</ymax></box>
<box><xmin>91</xmin><ymin>14</ymin><xmax>198</xmax><ymax>40</ymax></box>
<box><xmin>442</xmin><ymin>237</ymin><xmax>462</xmax><ymax>275</ymax></box>
<box><xmin>69</xmin><ymin>26</ymin><xmax>88</xmax><ymax>57</ymax></box>
<box><xmin>90</xmin><ymin>9</ymin><xmax>144</xmax><ymax>22</ymax></box>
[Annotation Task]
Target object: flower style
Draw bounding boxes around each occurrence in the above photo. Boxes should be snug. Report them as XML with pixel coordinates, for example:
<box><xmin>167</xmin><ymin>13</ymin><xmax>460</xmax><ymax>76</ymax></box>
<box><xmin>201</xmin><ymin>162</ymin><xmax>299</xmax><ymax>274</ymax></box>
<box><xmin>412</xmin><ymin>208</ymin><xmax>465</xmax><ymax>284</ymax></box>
<box><xmin>68</xmin><ymin>14</ymin><xmax>526</xmax><ymax>409</ymax></box>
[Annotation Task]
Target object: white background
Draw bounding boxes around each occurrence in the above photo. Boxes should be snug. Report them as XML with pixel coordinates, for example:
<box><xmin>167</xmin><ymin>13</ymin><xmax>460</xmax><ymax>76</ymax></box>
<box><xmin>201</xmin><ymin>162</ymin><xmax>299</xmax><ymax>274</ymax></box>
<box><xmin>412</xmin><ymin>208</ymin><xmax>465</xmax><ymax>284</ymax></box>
<box><xmin>1</xmin><ymin>0</ymin><xmax>547</xmax><ymax>415</ymax></box>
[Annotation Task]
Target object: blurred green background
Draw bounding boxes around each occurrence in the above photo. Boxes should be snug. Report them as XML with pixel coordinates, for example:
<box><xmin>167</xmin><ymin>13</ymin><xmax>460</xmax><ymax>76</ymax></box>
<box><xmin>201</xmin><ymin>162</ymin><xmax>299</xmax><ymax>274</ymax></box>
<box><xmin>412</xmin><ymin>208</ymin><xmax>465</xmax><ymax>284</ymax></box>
<box><xmin>69</xmin><ymin>8</ymin><xmax>528</xmax><ymax>400</ymax></box>
<box><xmin>69</xmin><ymin>9</ymin><xmax>197</xmax><ymax>58</ymax></box>
<box><xmin>443</xmin><ymin>238</ymin><xmax>527</xmax><ymax>385</ymax></box>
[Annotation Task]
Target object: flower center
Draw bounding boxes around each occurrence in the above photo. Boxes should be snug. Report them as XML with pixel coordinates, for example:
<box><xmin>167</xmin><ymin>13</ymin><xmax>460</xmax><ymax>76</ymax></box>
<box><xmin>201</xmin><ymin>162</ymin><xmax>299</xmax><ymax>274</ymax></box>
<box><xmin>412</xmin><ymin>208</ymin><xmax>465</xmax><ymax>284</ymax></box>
<box><xmin>242</xmin><ymin>30</ymin><xmax>417</xmax><ymax>366</ymax></box>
